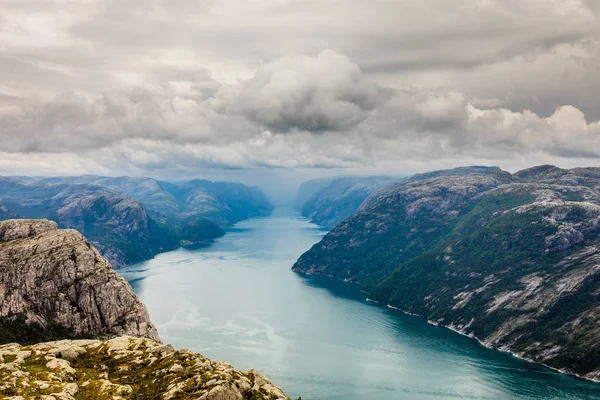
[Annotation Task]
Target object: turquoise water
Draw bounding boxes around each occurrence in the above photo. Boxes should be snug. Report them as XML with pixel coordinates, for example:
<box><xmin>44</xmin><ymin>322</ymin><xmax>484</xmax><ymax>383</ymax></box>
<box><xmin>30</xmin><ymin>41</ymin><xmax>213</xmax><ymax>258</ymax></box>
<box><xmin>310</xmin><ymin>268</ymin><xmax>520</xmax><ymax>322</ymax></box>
<box><xmin>120</xmin><ymin>209</ymin><xmax>600</xmax><ymax>400</ymax></box>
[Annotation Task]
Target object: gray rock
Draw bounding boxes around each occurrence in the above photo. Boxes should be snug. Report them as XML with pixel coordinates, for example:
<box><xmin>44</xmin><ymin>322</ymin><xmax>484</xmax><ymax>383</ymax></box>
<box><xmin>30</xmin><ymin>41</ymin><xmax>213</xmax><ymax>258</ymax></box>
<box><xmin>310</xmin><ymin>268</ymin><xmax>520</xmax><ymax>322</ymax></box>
<box><xmin>0</xmin><ymin>219</ymin><xmax>58</xmax><ymax>242</ymax></box>
<box><xmin>0</xmin><ymin>337</ymin><xmax>288</xmax><ymax>399</ymax></box>
<box><xmin>0</xmin><ymin>220</ymin><xmax>160</xmax><ymax>342</ymax></box>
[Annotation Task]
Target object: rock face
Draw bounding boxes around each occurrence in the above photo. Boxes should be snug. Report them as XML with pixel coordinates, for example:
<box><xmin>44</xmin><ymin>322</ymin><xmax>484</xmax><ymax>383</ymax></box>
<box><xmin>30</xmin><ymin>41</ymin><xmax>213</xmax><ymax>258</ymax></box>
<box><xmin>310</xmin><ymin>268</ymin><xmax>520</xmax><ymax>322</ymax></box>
<box><xmin>0</xmin><ymin>336</ymin><xmax>288</xmax><ymax>400</ymax></box>
<box><xmin>0</xmin><ymin>219</ymin><xmax>160</xmax><ymax>343</ymax></box>
<box><xmin>0</xmin><ymin>176</ymin><xmax>274</xmax><ymax>268</ymax></box>
<box><xmin>293</xmin><ymin>165</ymin><xmax>600</xmax><ymax>380</ymax></box>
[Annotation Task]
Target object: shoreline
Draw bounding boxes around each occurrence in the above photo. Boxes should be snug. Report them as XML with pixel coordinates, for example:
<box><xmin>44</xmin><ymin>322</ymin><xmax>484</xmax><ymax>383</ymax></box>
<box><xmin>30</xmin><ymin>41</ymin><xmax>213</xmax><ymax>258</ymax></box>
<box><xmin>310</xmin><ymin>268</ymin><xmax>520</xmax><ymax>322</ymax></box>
<box><xmin>365</xmin><ymin>294</ymin><xmax>599</xmax><ymax>384</ymax></box>
<box><xmin>114</xmin><ymin>210</ymin><xmax>274</xmax><ymax>269</ymax></box>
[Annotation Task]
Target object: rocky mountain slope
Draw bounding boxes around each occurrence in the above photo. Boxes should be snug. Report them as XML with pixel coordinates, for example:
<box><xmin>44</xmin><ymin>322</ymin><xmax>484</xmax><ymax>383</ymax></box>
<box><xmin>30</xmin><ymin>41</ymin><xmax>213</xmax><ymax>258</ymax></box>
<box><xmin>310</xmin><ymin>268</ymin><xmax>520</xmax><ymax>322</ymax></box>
<box><xmin>0</xmin><ymin>176</ymin><xmax>273</xmax><ymax>268</ymax></box>
<box><xmin>293</xmin><ymin>165</ymin><xmax>600</xmax><ymax>381</ymax></box>
<box><xmin>0</xmin><ymin>219</ymin><xmax>160</xmax><ymax>344</ymax></box>
<box><xmin>0</xmin><ymin>336</ymin><xmax>288</xmax><ymax>400</ymax></box>
<box><xmin>36</xmin><ymin>175</ymin><xmax>274</xmax><ymax>228</ymax></box>
<box><xmin>295</xmin><ymin>166</ymin><xmax>499</xmax><ymax>228</ymax></box>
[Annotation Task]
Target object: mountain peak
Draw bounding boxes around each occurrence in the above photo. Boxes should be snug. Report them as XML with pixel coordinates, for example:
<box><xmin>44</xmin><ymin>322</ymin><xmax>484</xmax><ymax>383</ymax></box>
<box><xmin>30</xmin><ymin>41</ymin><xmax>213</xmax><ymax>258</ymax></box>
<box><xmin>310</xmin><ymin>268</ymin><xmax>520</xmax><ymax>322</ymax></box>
<box><xmin>513</xmin><ymin>164</ymin><xmax>567</xmax><ymax>180</ymax></box>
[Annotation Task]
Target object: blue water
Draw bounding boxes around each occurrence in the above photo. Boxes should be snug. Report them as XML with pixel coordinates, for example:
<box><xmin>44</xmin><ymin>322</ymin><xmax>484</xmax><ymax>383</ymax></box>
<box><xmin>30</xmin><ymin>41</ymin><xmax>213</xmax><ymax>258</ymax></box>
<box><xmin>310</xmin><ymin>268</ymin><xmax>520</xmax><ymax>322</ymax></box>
<box><xmin>120</xmin><ymin>209</ymin><xmax>600</xmax><ymax>399</ymax></box>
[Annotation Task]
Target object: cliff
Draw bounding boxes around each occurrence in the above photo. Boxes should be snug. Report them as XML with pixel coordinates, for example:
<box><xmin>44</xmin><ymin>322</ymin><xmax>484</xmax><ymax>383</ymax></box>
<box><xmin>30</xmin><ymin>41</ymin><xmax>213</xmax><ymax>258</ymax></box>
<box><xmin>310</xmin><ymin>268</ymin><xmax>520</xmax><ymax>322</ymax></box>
<box><xmin>0</xmin><ymin>219</ymin><xmax>290</xmax><ymax>399</ymax></box>
<box><xmin>0</xmin><ymin>219</ymin><xmax>160</xmax><ymax>344</ymax></box>
<box><xmin>293</xmin><ymin>165</ymin><xmax>600</xmax><ymax>380</ymax></box>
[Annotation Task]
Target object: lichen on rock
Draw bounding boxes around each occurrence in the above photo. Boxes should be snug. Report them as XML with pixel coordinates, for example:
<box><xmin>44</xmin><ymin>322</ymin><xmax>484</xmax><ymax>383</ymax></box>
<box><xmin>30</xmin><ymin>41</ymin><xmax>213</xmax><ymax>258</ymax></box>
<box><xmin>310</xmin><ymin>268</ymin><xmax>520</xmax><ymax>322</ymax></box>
<box><xmin>0</xmin><ymin>336</ymin><xmax>289</xmax><ymax>400</ymax></box>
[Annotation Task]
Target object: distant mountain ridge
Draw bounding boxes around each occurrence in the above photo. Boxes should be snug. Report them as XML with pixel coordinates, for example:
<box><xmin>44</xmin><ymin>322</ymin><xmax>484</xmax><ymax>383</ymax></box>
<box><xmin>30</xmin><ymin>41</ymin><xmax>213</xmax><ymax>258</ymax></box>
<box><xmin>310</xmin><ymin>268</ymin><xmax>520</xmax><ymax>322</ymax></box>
<box><xmin>293</xmin><ymin>165</ymin><xmax>600</xmax><ymax>381</ymax></box>
<box><xmin>0</xmin><ymin>176</ymin><xmax>273</xmax><ymax>267</ymax></box>
<box><xmin>295</xmin><ymin>166</ymin><xmax>499</xmax><ymax>228</ymax></box>
<box><xmin>295</xmin><ymin>175</ymin><xmax>398</xmax><ymax>228</ymax></box>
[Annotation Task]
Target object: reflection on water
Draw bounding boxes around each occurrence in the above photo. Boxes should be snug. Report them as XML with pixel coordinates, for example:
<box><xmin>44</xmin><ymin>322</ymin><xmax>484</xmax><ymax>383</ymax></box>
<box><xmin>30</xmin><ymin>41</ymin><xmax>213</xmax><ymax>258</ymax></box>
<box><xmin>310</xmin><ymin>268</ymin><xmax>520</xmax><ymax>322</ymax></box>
<box><xmin>120</xmin><ymin>208</ymin><xmax>600</xmax><ymax>400</ymax></box>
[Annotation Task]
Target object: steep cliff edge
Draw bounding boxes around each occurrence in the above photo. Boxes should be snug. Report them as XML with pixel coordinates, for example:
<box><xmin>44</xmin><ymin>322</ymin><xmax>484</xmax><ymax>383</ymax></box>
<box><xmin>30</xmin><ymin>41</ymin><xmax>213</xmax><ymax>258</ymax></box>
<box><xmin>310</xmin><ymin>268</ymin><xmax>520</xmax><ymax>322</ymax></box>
<box><xmin>293</xmin><ymin>166</ymin><xmax>600</xmax><ymax>381</ymax></box>
<box><xmin>0</xmin><ymin>336</ymin><xmax>288</xmax><ymax>400</ymax></box>
<box><xmin>0</xmin><ymin>219</ymin><xmax>160</xmax><ymax>344</ymax></box>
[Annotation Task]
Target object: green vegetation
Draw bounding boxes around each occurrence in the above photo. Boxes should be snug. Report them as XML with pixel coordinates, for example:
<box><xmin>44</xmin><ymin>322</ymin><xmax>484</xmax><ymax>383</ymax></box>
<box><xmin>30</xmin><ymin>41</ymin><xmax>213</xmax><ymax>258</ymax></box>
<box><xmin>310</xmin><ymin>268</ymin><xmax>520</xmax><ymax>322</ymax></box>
<box><xmin>0</xmin><ymin>314</ymin><xmax>86</xmax><ymax>345</ymax></box>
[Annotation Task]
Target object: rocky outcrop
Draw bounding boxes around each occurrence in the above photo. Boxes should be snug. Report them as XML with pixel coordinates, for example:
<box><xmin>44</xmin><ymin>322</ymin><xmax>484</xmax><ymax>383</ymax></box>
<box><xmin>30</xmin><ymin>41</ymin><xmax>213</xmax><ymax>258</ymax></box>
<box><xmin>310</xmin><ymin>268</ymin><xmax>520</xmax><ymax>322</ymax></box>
<box><xmin>0</xmin><ymin>219</ymin><xmax>58</xmax><ymax>241</ymax></box>
<box><xmin>0</xmin><ymin>336</ymin><xmax>288</xmax><ymax>399</ymax></box>
<box><xmin>0</xmin><ymin>219</ymin><xmax>159</xmax><ymax>343</ymax></box>
<box><xmin>0</xmin><ymin>219</ymin><xmax>290</xmax><ymax>399</ymax></box>
<box><xmin>293</xmin><ymin>165</ymin><xmax>600</xmax><ymax>381</ymax></box>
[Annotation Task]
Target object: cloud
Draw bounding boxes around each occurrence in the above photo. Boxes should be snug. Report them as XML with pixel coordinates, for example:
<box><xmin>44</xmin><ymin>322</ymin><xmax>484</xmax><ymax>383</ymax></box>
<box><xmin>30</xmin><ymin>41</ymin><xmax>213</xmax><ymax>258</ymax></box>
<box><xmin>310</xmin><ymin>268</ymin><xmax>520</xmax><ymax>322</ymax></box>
<box><xmin>0</xmin><ymin>0</ymin><xmax>599</xmax><ymax>178</ymax></box>
<box><xmin>224</xmin><ymin>50</ymin><xmax>388</xmax><ymax>133</ymax></box>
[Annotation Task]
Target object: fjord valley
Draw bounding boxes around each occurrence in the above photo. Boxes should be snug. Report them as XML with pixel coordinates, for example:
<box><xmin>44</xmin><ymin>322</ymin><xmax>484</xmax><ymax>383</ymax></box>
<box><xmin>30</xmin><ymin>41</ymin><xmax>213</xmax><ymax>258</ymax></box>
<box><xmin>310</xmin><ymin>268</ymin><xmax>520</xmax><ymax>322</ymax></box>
<box><xmin>121</xmin><ymin>207</ymin><xmax>600</xmax><ymax>400</ymax></box>
<box><xmin>294</xmin><ymin>165</ymin><xmax>600</xmax><ymax>381</ymax></box>
<box><xmin>3</xmin><ymin>166</ymin><xmax>600</xmax><ymax>399</ymax></box>
<box><xmin>0</xmin><ymin>176</ymin><xmax>273</xmax><ymax>268</ymax></box>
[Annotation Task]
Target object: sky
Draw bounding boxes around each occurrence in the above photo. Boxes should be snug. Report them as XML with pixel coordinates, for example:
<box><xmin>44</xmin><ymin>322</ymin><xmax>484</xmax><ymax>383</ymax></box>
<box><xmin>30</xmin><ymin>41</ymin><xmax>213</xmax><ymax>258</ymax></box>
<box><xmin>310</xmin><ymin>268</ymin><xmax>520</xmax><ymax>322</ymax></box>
<box><xmin>1</xmin><ymin>0</ymin><xmax>600</xmax><ymax>184</ymax></box>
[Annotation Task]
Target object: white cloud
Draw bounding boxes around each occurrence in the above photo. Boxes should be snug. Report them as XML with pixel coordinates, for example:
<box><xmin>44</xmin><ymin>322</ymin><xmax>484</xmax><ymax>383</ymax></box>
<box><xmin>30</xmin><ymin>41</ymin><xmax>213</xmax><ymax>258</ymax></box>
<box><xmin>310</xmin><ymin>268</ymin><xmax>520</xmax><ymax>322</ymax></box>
<box><xmin>223</xmin><ymin>50</ymin><xmax>388</xmax><ymax>133</ymax></box>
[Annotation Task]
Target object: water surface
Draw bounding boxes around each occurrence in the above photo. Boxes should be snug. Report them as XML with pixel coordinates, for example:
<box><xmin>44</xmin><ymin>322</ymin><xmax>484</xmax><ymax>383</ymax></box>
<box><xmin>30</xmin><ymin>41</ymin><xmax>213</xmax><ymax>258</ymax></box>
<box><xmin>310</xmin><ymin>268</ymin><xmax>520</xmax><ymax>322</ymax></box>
<box><xmin>120</xmin><ymin>209</ymin><xmax>600</xmax><ymax>400</ymax></box>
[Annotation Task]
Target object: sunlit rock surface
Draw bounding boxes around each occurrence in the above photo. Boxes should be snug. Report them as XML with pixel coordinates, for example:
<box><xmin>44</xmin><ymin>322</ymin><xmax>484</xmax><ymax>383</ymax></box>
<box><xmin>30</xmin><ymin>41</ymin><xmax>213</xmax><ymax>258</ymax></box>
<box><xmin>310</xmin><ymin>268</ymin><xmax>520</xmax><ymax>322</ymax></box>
<box><xmin>0</xmin><ymin>336</ymin><xmax>288</xmax><ymax>399</ymax></box>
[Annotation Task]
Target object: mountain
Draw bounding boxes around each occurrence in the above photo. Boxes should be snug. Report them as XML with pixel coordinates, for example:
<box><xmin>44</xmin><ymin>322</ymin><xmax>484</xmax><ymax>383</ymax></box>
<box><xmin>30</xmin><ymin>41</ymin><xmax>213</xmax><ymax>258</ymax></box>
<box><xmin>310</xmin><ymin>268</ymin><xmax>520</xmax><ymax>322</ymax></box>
<box><xmin>0</xmin><ymin>177</ymin><xmax>180</xmax><ymax>268</ymax></box>
<box><xmin>35</xmin><ymin>176</ymin><xmax>274</xmax><ymax>227</ymax></box>
<box><xmin>0</xmin><ymin>176</ymin><xmax>273</xmax><ymax>267</ymax></box>
<box><xmin>295</xmin><ymin>176</ymin><xmax>397</xmax><ymax>228</ymax></box>
<box><xmin>0</xmin><ymin>219</ymin><xmax>289</xmax><ymax>399</ymax></box>
<box><xmin>293</xmin><ymin>165</ymin><xmax>600</xmax><ymax>381</ymax></box>
<box><xmin>295</xmin><ymin>166</ymin><xmax>499</xmax><ymax>228</ymax></box>
<box><xmin>0</xmin><ymin>219</ymin><xmax>159</xmax><ymax>344</ymax></box>
<box><xmin>294</xmin><ymin>176</ymin><xmax>342</xmax><ymax>211</ymax></box>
